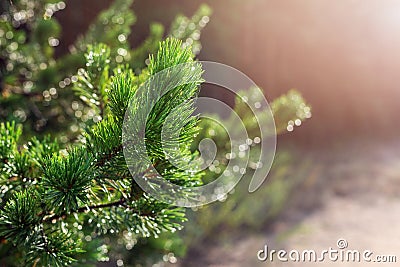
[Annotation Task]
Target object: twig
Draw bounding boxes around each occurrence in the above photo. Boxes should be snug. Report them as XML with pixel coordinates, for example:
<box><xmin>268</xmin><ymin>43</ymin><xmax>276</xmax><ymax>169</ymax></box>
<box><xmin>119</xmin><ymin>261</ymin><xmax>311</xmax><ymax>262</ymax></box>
<box><xmin>43</xmin><ymin>198</ymin><xmax>126</xmax><ymax>222</ymax></box>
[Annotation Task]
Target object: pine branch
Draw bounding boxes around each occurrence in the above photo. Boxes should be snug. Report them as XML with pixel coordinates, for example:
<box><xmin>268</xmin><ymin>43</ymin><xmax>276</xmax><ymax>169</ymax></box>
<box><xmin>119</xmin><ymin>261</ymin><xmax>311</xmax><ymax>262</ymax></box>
<box><xmin>95</xmin><ymin>144</ymin><xmax>123</xmax><ymax>167</ymax></box>
<box><xmin>0</xmin><ymin>0</ymin><xmax>216</xmax><ymax>265</ymax></box>
<box><xmin>43</xmin><ymin>196</ymin><xmax>156</xmax><ymax>224</ymax></box>
<box><xmin>43</xmin><ymin>198</ymin><xmax>126</xmax><ymax>223</ymax></box>
<box><xmin>0</xmin><ymin>20</ymin><xmax>313</xmax><ymax>265</ymax></box>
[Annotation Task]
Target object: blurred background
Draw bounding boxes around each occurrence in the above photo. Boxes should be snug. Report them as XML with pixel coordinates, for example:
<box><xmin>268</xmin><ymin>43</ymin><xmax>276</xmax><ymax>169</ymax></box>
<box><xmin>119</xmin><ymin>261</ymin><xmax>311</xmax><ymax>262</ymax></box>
<box><xmin>2</xmin><ymin>0</ymin><xmax>400</xmax><ymax>266</ymax></box>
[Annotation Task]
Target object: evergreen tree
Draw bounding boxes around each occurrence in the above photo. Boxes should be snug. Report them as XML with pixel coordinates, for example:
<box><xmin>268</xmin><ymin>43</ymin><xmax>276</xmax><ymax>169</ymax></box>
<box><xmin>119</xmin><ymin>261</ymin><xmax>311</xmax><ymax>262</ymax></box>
<box><xmin>0</xmin><ymin>1</ymin><xmax>212</xmax><ymax>265</ymax></box>
<box><xmin>0</xmin><ymin>38</ymin><xmax>204</xmax><ymax>267</ymax></box>
<box><xmin>0</xmin><ymin>1</ymin><xmax>312</xmax><ymax>266</ymax></box>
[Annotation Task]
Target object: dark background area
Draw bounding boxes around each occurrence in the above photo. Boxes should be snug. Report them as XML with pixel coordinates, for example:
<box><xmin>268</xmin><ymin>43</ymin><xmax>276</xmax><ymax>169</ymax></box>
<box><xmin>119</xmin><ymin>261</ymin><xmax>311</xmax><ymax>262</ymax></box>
<box><xmin>56</xmin><ymin>0</ymin><xmax>400</xmax><ymax>147</ymax></box>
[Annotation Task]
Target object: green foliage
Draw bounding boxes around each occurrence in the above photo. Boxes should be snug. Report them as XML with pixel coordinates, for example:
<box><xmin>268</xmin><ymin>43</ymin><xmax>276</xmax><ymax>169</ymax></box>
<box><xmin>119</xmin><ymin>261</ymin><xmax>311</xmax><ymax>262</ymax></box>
<box><xmin>25</xmin><ymin>232</ymin><xmax>83</xmax><ymax>267</ymax></box>
<box><xmin>271</xmin><ymin>89</ymin><xmax>312</xmax><ymax>134</ymax></box>
<box><xmin>0</xmin><ymin>121</ymin><xmax>21</xmax><ymax>161</ymax></box>
<box><xmin>148</xmin><ymin>38</ymin><xmax>194</xmax><ymax>74</ymax></box>
<box><xmin>25</xmin><ymin>135</ymin><xmax>60</xmax><ymax>166</ymax></box>
<box><xmin>41</xmin><ymin>148</ymin><xmax>95</xmax><ymax>213</ymax></box>
<box><xmin>108</xmin><ymin>66</ymin><xmax>141</xmax><ymax>120</ymax></box>
<box><xmin>74</xmin><ymin>0</ymin><xmax>135</xmax><ymax>65</ymax></box>
<box><xmin>169</xmin><ymin>4</ymin><xmax>212</xmax><ymax>55</ymax></box>
<box><xmin>0</xmin><ymin>39</ymin><xmax>206</xmax><ymax>266</ymax></box>
<box><xmin>73</xmin><ymin>44</ymin><xmax>111</xmax><ymax>119</ymax></box>
<box><xmin>179</xmin><ymin>87</ymin><xmax>312</xmax><ymax>251</ymax></box>
<box><xmin>0</xmin><ymin>0</ymin><xmax>211</xmax><ymax>139</ymax></box>
<box><xmin>0</xmin><ymin>189</ymin><xmax>82</xmax><ymax>267</ymax></box>
<box><xmin>193</xmin><ymin>87</ymin><xmax>312</xmax><ymax>185</ymax></box>
<box><xmin>0</xmin><ymin>190</ymin><xmax>40</xmax><ymax>245</ymax></box>
<box><xmin>0</xmin><ymin>0</ymin><xmax>69</xmax><ymax>134</ymax></box>
<box><xmin>0</xmin><ymin>1</ymin><xmax>313</xmax><ymax>266</ymax></box>
<box><xmin>144</xmin><ymin>39</ymin><xmax>202</xmax><ymax>169</ymax></box>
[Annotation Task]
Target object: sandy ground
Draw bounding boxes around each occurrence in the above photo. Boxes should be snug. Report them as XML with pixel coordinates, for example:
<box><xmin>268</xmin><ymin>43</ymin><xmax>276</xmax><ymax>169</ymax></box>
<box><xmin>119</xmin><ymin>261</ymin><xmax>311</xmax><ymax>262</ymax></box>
<box><xmin>177</xmin><ymin>139</ymin><xmax>400</xmax><ymax>266</ymax></box>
